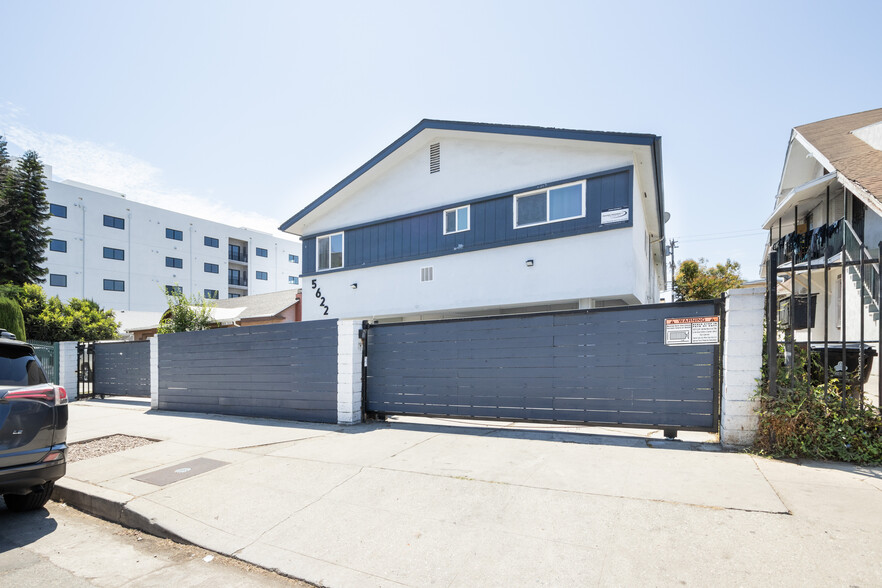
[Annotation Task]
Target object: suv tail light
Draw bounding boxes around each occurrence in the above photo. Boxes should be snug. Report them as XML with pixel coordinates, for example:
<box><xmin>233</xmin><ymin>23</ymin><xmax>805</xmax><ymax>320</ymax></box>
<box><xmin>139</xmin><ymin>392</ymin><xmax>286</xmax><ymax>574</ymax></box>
<box><xmin>3</xmin><ymin>385</ymin><xmax>59</xmax><ymax>403</ymax></box>
<box><xmin>55</xmin><ymin>385</ymin><xmax>68</xmax><ymax>405</ymax></box>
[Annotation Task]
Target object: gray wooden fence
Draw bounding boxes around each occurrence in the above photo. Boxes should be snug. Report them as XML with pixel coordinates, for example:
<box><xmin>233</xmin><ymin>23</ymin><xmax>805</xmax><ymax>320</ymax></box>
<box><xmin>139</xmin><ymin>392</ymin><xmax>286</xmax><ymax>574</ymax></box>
<box><xmin>157</xmin><ymin>320</ymin><xmax>338</xmax><ymax>422</ymax></box>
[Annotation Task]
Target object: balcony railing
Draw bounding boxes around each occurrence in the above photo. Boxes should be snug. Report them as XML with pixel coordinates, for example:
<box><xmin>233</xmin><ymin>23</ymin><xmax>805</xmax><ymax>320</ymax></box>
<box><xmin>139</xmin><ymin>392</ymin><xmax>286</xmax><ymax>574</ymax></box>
<box><xmin>772</xmin><ymin>218</ymin><xmax>879</xmax><ymax>309</ymax></box>
<box><xmin>228</xmin><ymin>276</ymin><xmax>248</xmax><ymax>287</ymax></box>
<box><xmin>228</xmin><ymin>251</ymin><xmax>248</xmax><ymax>263</ymax></box>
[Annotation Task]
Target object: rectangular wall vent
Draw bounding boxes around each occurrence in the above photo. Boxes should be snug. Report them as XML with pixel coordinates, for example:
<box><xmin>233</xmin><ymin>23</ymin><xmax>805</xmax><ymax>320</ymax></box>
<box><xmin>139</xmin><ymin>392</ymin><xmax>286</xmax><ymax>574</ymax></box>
<box><xmin>429</xmin><ymin>143</ymin><xmax>440</xmax><ymax>174</ymax></box>
<box><xmin>420</xmin><ymin>266</ymin><xmax>434</xmax><ymax>282</ymax></box>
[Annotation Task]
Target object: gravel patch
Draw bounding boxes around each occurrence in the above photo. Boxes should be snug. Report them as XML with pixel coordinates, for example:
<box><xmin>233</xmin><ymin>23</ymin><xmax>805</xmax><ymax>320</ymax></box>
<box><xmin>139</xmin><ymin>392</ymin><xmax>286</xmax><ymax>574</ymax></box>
<box><xmin>68</xmin><ymin>435</ymin><xmax>158</xmax><ymax>462</ymax></box>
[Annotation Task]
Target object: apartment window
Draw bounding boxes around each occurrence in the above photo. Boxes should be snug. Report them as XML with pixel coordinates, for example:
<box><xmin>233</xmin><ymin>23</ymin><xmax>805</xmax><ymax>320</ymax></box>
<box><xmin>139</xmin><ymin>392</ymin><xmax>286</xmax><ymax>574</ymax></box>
<box><xmin>166</xmin><ymin>228</ymin><xmax>183</xmax><ymax>241</ymax></box>
<box><xmin>443</xmin><ymin>205</ymin><xmax>470</xmax><ymax>234</ymax></box>
<box><xmin>165</xmin><ymin>256</ymin><xmax>183</xmax><ymax>269</ymax></box>
<box><xmin>256</xmin><ymin>271</ymin><xmax>268</xmax><ymax>280</ymax></box>
<box><xmin>289</xmin><ymin>254</ymin><xmax>299</xmax><ymax>263</ymax></box>
<box><xmin>514</xmin><ymin>181</ymin><xmax>585</xmax><ymax>228</ymax></box>
<box><xmin>288</xmin><ymin>276</ymin><xmax>299</xmax><ymax>285</ymax></box>
<box><xmin>49</xmin><ymin>274</ymin><xmax>67</xmax><ymax>287</ymax></box>
<box><xmin>165</xmin><ymin>285</ymin><xmax>183</xmax><ymax>295</ymax></box>
<box><xmin>103</xmin><ymin>247</ymin><xmax>125</xmax><ymax>261</ymax></box>
<box><xmin>229</xmin><ymin>268</ymin><xmax>245</xmax><ymax>286</ymax></box>
<box><xmin>317</xmin><ymin>232</ymin><xmax>343</xmax><ymax>271</ymax></box>
<box><xmin>204</xmin><ymin>262</ymin><xmax>219</xmax><ymax>274</ymax></box>
<box><xmin>229</xmin><ymin>244</ymin><xmax>246</xmax><ymax>262</ymax></box>
<box><xmin>204</xmin><ymin>289</ymin><xmax>219</xmax><ymax>299</ymax></box>
<box><xmin>103</xmin><ymin>279</ymin><xmax>125</xmax><ymax>292</ymax></box>
<box><xmin>204</xmin><ymin>236</ymin><xmax>219</xmax><ymax>248</ymax></box>
<box><xmin>256</xmin><ymin>247</ymin><xmax>268</xmax><ymax>257</ymax></box>
<box><xmin>229</xmin><ymin>293</ymin><xmax>241</xmax><ymax>298</ymax></box>
<box><xmin>50</xmin><ymin>203</ymin><xmax>67</xmax><ymax>218</ymax></box>
<box><xmin>103</xmin><ymin>215</ymin><xmax>125</xmax><ymax>229</ymax></box>
<box><xmin>49</xmin><ymin>239</ymin><xmax>67</xmax><ymax>253</ymax></box>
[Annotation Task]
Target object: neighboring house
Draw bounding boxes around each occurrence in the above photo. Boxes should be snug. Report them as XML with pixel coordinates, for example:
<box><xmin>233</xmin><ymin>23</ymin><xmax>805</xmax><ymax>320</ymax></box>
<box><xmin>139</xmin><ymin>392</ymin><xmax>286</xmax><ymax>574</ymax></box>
<box><xmin>762</xmin><ymin>108</ymin><xmax>882</xmax><ymax>395</ymax></box>
<box><xmin>280</xmin><ymin>119</ymin><xmax>668</xmax><ymax>322</ymax></box>
<box><xmin>128</xmin><ymin>289</ymin><xmax>302</xmax><ymax>340</ymax></box>
<box><xmin>43</xmin><ymin>174</ymin><xmax>303</xmax><ymax>312</ymax></box>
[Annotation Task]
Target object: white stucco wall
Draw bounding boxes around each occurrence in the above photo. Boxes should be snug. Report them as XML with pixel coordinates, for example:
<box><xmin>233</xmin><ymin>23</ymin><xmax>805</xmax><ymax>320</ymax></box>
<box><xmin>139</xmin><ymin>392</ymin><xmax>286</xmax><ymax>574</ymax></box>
<box><xmin>44</xmin><ymin>180</ymin><xmax>302</xmax><ymax>312</ymax></box>
<box><xmin>303</xmin><ymin>229</ymin><xmax>642</xmax><ymax>321</ymax></box>
<box><xmin>301</xmin><ymin>133</ymin><xmax>645</xmax><ymax>236</ymax></box>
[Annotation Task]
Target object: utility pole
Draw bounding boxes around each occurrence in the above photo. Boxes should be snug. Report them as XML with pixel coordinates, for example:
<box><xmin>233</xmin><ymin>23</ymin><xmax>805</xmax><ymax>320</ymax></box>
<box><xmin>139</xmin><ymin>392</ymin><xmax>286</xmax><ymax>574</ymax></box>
<box><xmin>666</xmin><ymin>238</ymin><xmax>678</xmax><ymax>291</ymax></box>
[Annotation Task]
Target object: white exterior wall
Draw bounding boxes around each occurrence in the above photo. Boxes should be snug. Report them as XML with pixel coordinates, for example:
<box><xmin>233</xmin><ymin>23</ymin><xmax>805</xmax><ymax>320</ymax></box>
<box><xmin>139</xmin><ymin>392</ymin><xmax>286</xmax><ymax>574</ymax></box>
<box><xmin>304</xmin><ymin>134</ymin><xmax>640</xmax><ymax>235</ymax></box>
<box><xmin>304</xmin><ymin>230</ymin><xmax>640</xmax><ymax>321</ymax></box>
<box><xmin>44</xmin><ymin>180</ymin><xmax>302</xmax><ymax>312</ymax></box>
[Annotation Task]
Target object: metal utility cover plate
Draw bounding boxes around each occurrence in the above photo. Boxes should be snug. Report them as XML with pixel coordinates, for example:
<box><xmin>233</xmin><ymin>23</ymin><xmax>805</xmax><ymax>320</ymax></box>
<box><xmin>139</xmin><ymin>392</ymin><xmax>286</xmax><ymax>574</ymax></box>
<box><xmin>133</xmin><ymin>458</ymin><xmax>228</xmax><ymax>486</ymax></box>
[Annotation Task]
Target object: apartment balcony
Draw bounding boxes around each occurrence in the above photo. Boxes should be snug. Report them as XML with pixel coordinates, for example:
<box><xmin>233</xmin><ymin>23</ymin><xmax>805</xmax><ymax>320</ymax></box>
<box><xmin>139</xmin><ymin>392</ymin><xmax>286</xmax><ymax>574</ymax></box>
<box><xmin>228</xmin><ymin>251</ymin><xmax>248</xmax><ymax>263</ymax></box>
<box><xmin>228</xmin><ymin>276</ymin><xmax>248</xmax><ymax>287</ymax></box>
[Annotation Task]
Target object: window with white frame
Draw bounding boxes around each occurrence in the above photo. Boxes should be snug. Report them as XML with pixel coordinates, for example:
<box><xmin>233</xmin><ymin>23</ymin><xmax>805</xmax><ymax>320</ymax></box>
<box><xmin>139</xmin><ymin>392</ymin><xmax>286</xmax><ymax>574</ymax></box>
<box><xmin>317</xmin><ymin>232</ymin><xmax>344</xmax><ymax>271</ymax></box>
<box><xmin>514</xmin><ymin>181</ymin><xmax>585</xmax><ymax>228</ymax></box>
<box><xmin>443</xmin><ymin>205</ymin><xmax>469</xmax><ymax>235</ymax></box>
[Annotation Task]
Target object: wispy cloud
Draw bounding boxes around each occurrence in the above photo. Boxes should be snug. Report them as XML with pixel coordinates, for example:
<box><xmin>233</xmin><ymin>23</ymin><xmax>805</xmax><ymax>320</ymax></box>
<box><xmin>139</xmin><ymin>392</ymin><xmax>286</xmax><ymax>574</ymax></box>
<box><xmin>0</xmin><ymin>105</ymin><xmax>294</xmax><ymax>239</ymax></box>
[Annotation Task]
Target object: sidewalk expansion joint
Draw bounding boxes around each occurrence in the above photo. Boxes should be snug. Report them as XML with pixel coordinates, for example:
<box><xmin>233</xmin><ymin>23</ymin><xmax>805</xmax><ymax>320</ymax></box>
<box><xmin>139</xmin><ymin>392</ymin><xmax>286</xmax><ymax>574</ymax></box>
<box><xmin>232</xmin><ymin>432</ymin><xmax>333</xmax><ymax>451</ymax></box>
<box><xmin>369</xmin><ymin>465</ymin><xmax>792</xmax><ymax>516</ymax></box>
<box><xmin>749</xmin><ymin>455</ymin><xmax>794</xmax><ymax>515</ymax></box>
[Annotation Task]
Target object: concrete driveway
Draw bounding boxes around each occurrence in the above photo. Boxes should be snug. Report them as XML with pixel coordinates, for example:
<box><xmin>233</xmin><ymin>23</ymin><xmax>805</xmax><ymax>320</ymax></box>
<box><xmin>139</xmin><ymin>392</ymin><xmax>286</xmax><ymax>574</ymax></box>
<box><xmin>52</xmin><ymin>400</ymin><xmax>882</xmax><ymax>587</ymax></box>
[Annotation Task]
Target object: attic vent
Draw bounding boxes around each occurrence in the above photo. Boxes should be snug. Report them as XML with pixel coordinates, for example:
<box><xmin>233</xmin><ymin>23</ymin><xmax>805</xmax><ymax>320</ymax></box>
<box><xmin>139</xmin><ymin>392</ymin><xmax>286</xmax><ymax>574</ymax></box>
<box><xmin>420</xmin><ymin>266</ymin><xmax>434</xmax><ymax>282</ymax></box>
<box><xmin>429</xmin><ymin>143</ymin><xmax>440</xmax><ymax>174</ymax></box>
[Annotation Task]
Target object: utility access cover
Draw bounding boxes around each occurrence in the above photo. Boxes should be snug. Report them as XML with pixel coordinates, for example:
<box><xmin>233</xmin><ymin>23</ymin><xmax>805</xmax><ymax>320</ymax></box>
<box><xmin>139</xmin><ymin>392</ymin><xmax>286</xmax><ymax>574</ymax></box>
<box><xmin>134</xmin><ymin>458</ymin><xmax>228</xmax><ymax>486</ymax></box>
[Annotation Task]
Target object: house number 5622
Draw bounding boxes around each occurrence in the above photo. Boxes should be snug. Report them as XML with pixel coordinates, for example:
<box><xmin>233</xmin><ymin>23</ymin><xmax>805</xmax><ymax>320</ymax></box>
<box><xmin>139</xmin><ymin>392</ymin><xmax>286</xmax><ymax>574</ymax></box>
<box><xmin>311</xmin><ymin>279</ymin><xmax>329</xmax><ymax>316</ymax></box>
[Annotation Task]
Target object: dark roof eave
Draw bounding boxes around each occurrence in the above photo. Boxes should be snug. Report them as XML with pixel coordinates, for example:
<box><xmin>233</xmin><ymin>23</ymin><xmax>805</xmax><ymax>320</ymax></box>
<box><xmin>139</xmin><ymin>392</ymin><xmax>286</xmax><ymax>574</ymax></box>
<box><xmin>279</xmin><ymin>119</ymin><xmax>660</xmax><ymax>233</ymax></box>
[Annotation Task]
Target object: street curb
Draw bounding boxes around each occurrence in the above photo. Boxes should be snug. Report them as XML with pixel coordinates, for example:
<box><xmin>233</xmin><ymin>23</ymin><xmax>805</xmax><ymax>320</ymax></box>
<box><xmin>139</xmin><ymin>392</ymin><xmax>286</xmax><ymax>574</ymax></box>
<box><xmin>52</xmin><ymin>478</ymin><xmax>188</xmax><ymax>544</ymax></box>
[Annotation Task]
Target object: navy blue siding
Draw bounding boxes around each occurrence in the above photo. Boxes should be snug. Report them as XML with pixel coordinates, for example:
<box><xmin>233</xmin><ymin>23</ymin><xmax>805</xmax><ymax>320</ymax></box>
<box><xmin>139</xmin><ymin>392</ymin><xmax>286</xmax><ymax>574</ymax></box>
<box><xmin>303</xmin><ymin>167</ymin><xmax>632</xmax><ymax>275</ymax></box>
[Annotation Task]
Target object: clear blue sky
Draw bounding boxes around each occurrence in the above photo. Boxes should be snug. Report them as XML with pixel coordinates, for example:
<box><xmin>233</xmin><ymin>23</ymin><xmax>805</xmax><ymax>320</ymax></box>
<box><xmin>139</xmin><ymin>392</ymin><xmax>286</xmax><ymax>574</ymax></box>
<box><xmin>2</xmin><ymin>0</ymin><xmax>880</xmax><ymax>280</ymax></box>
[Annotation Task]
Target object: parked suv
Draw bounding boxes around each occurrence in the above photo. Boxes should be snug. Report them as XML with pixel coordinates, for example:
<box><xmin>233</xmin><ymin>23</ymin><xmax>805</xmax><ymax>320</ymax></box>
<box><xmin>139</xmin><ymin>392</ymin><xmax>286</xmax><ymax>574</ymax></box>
<box><xmin>0</xmin><ymin>329</ymin><xmax>68</xmax><ymax>511</ymax></box>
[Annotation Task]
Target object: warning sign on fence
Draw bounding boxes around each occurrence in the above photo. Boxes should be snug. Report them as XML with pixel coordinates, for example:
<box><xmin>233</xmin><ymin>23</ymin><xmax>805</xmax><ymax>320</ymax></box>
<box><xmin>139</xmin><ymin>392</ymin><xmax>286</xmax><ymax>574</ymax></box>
<box><xmin>664</xmin><ymin>316</ymin><xmax>720</xmax><ymax>346</ymax></box>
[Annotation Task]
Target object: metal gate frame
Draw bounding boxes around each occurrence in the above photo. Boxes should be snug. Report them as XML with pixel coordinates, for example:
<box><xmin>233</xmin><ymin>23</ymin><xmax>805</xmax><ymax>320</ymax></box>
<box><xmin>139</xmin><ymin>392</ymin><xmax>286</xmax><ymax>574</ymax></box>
<box><xmin>362</xmin><ymin>299</ymin><xmax>724</xmax><ymax>436</ymax></box>
<box><xmin>77</xmin><ymin>341</ymin><xmax>95</xmax><ymax>399</ymax></box>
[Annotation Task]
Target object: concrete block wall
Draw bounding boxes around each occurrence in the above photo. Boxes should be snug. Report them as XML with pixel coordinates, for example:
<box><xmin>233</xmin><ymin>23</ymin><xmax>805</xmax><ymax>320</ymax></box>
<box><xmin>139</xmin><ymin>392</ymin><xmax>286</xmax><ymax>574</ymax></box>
<box><xmin>57</xmin><ymin>341</ymin><xmax>79</xmax><ymax>401</ymax></box>
<box><xmin>337</xmin><ymin>320</ymin><xmax>364</xmax><ymax>424</ymax></box>
<box><xmin>720</xmin><ymin>286</ymin><xmax>765</xmax><ymax>447</ymax></box>
<box><xmin>149</xmin><ymin>336</ymin><xmax>159</xmax><ymax>409</ymax></box>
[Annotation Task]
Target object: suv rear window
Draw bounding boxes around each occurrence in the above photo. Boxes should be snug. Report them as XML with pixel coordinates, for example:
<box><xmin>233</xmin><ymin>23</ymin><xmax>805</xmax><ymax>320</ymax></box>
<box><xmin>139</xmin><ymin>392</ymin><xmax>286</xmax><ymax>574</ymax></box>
<box><xmin>0</xmin><ymin>346</ymin><xmax>48</xmax><ymax>386</ymax></box>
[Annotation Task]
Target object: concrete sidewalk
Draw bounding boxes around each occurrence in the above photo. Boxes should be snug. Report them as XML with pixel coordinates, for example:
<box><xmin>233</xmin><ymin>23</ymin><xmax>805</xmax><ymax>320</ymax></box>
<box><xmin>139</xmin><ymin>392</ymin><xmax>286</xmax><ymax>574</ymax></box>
<box><xmin>54</xmin><ymin>400</ymin><xmax>882</xmax><ymax>587</ymax></box>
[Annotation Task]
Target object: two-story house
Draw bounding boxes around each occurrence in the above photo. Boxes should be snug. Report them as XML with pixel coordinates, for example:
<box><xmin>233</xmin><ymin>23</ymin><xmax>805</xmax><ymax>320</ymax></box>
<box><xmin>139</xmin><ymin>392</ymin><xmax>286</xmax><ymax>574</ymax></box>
<box><xmin>280</xmin><ymin>119</ymin><xmax>668</xmax><ymax>322</ymax></box>
<box><xmin>762</xmin><ymin>108</ymin><xmax>882</xmax><ymax>401</ymax></box>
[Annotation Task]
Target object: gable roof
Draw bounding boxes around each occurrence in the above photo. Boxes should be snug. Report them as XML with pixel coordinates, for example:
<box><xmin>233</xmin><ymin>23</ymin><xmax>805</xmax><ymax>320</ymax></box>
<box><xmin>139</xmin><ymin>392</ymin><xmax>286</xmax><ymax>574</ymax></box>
<box><xmin>795</xmin><ymin>108</ymin><xmax>882</xmax><ymax>200</ymax></box>
<box><xmin>279</xmin><ymin>119</ymin><xmax>664</xmax><ymax>235</ymax></box>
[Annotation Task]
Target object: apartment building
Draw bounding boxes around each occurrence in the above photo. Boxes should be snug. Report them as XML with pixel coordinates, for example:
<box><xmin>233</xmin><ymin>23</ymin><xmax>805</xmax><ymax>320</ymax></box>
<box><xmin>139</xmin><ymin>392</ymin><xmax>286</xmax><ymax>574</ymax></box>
<box><xmin>44</xmin><ymin>177</ymin><xmax>302</xmax><ymax>312</ymax></box>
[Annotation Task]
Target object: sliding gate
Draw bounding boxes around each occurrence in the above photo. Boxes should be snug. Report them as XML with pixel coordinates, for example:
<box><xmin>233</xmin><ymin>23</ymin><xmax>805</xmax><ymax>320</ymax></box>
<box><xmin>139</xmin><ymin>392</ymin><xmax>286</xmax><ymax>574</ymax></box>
<box><xmin>365</xmin><ymin>300</ymin><xmax>723</xmax><ymax>433</ymax></box>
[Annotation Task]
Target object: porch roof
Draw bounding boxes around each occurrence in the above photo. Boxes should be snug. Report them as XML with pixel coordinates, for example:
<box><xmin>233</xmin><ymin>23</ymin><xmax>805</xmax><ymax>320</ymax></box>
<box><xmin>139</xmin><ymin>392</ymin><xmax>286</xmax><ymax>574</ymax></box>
<box><xmin>762</xmin><ymin>173</ymin><xmax>837</xmax><ymax>231</ymax></box>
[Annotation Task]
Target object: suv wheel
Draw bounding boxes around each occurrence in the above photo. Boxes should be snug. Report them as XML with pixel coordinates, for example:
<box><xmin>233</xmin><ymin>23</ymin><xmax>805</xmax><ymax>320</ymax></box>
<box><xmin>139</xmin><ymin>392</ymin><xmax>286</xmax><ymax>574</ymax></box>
<box><xmin>3</xmin><ymin>481</ymin><xmax>55</xmax><ymax>512</ymax></box>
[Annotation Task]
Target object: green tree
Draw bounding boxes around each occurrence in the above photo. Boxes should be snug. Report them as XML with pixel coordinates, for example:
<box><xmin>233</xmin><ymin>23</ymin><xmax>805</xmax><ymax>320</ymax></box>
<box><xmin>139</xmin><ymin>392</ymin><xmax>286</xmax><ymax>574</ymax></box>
<box><xmin>0</xmin><ymin>296</ymin><xmax>26</xmax><ymax>340</ymax></box>
<box><xmin>0</xmin><ymin>150</ymin><xmax>51</xmax><ymax>284</ymax></box>
<box><xmin>15</xmin><ymin>283</ymin><xmax>119</xmax><ymax>342</ymax></box>
<box><xmin>673</xmin><ymin>258</ymin><xmax>744</xmax><ymax>301</ymax></box>
<box><xmin>0</xmin><ymin>136</ymin><xmax>10</xmax><ymax>183</ymax></box>
<box><xmin>157</xmin><ymin>289</ymin><xmax>215</xmax><ymax>334</ymax></box>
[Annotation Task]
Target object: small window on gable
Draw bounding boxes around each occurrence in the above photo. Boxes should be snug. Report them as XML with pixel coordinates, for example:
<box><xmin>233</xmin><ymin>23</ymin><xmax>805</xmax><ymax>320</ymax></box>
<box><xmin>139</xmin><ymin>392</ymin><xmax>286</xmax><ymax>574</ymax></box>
<box><xmin>317</xmin><ymin>232</ymin><xmax>344</xmax><ymax>271</ymax></box>
<box><xmin>443</xmin><ymin>205</ymin><xmax>469</xmax><ymax>235</ymax></box>
<box><xmin>514</xmin><ymin>181</ymin><xmax>585</xmax><ymax>228</ymax></box>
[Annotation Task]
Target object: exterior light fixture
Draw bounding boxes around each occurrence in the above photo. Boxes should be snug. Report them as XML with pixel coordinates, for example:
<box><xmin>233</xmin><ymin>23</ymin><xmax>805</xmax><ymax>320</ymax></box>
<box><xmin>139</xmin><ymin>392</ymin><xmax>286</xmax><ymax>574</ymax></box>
<box><xmin>526</xmin><ymin>259</ymin><xmax>534</xmax><ymax>267</ymax></box>
<box><xmin>351</xmin><ymin>283</ymin><xmax>358</xmax><ymax>289</ymax></box>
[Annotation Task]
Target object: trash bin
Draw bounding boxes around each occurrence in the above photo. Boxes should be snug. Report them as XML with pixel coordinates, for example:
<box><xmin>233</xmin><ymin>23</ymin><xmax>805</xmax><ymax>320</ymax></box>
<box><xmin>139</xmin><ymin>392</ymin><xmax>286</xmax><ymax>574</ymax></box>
<box><xmin>809</xmin><ymin>344</ymin><xmax>877</xmax><ymax>384</ymax></box>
